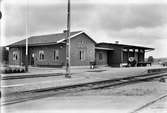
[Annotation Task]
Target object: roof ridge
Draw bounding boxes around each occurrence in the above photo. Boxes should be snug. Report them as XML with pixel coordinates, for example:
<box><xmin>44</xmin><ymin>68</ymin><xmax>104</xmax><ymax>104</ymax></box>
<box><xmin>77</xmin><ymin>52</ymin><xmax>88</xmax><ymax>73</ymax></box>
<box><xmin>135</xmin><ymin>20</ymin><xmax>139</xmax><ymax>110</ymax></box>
<box><xmin>8</xmin><ymin>30</ymin><xmax>84</xmax><ymax>47</ymax></box>
<box><xmin>30</xmin><ymin>30</ymin><xmax>82</xmax><ymax>38</ymax></box>
<box><xmin>97</xmin><ymin>42</ymin><xmax>154</xmax><ymax>50</ymax></box>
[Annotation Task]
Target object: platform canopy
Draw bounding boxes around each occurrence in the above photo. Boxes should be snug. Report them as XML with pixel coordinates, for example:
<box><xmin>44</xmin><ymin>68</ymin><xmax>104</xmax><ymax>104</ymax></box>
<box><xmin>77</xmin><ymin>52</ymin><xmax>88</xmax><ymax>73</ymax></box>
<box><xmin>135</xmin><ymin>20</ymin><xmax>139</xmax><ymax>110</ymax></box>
<box><xmin>96</xmin><ymin>42</ymin><xmax>154</xmax><ymax>51</ymax></box>
<box><xmin>95</xmin><ymin>47</ymin><xmax>114</xmax><ymax>51</ymax></box>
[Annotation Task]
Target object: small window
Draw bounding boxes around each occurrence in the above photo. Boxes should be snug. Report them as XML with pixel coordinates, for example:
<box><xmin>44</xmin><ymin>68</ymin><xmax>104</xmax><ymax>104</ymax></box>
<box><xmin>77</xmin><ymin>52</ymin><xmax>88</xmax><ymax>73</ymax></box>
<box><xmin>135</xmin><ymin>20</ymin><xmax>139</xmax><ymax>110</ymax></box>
<box><xmin>140</xmin><ymin>49</ymin><xmax>144</xmax><ymax>53</ymax></box>
<box><xmin>39</xmin><ymin>50</ymin><xmax>44</xmax><ymax>60</ymax></box>
<box><xmin>80</xmin><ymin>50</ymin><xmax>85</xmax><ymax>61</ymax></box>
<box><xmin>81</xmin><ymin>40</ymin><xmax>84</xmax><ymax>44</ymax></box>
<box><xmin>122</xmin><ymin>49</ymin><xmax>127</xmax><ymax>52</ymax></box>
<box><xmin>54</xmin><ymin>49</ymin><xmax>59</xmax><ymax>60</ymax></box>
<box><xmin>129</xmin><ymin>49</ymin><xmax>133</xmax><ymax>52</ymax></box>
<box><xmin>13</xmin><ymin>51</ymin><xmax>18</xmax><ymax>61</ymax></box>
<box><xmin>135</xmin><ymin>49</ymin><xmax>139</xmax><ymax>52</ymax></box>
<box><xmin>99</xmin><ymin>53</ymin><xmax>103</xmax><ymax>60</ymax></box>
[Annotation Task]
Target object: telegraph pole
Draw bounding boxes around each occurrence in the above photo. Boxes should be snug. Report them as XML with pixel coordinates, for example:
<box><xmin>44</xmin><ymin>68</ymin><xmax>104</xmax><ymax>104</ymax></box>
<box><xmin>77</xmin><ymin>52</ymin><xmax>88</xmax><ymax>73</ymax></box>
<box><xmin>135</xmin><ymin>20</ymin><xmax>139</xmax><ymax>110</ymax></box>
<box><xmin>65</xmin><ymin>0</ymin><xmax>71</xmax><ymax>78</ymax></box>
<box><xmin>0</xmin><ymin>11</ymin><xmax>2</xmax><ymax>19</ymax></box>
<box><xmin>25</xmin><ymin>0</ymin><xmax>29</xmax><ymax>72</ymax></box>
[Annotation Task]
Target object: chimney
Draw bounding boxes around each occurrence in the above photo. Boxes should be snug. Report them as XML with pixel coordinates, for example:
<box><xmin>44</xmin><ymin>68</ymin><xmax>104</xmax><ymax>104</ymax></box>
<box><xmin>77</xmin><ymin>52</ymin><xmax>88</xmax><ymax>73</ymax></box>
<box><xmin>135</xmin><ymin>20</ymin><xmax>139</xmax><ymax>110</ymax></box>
<box><xmin>63</xmin><ymin>30</ymin><xmax>68</xmax><ymax>33</ymax></box>
<box><xmin>115</xmin><ymin>41</ymin><xmax>119</xmax><ymax>44</ymax></box>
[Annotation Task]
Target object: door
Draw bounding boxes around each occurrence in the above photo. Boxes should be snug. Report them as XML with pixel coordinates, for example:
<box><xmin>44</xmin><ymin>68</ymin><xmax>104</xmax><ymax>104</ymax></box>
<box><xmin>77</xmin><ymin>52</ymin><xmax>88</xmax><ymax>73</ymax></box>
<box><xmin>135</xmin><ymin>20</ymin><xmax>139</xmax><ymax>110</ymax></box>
<box><xmin>31</xmin><ymin>53</ymin><xmax>35</xmax><ymax>65</ymax></box>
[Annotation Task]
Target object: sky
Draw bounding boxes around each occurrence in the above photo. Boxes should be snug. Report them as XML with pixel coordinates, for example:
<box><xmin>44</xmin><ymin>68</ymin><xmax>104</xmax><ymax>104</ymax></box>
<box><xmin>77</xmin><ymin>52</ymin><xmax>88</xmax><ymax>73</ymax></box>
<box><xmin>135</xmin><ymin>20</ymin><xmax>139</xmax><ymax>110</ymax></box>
<box><xmin>0</xmin><ymin>0</ymin><xmax>167</xmax><ymax>58</ymax></box>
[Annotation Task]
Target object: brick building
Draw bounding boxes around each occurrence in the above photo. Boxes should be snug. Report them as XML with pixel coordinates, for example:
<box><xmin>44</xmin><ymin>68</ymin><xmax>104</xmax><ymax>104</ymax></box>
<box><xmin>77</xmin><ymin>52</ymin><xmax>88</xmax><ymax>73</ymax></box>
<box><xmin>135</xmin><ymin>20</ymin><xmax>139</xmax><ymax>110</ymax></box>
<box><xmin>95</xmin><ymin>42</ymin><xmax>154</xmax><ymax>67</ymax></box>
<box><xmin>8</xmin><ymin>31</ymin><xmax>154</xmax><ymax>67</ymax></box>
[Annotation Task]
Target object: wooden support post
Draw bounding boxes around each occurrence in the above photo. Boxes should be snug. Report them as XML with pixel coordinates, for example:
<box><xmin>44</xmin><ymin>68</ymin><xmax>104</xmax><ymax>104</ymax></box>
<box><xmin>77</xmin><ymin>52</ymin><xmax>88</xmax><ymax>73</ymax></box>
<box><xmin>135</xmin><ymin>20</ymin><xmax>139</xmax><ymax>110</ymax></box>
<box><xmin>65</xmin><ymin>0</ymin><xmax>71</xmax><ymax>78</ymax></box>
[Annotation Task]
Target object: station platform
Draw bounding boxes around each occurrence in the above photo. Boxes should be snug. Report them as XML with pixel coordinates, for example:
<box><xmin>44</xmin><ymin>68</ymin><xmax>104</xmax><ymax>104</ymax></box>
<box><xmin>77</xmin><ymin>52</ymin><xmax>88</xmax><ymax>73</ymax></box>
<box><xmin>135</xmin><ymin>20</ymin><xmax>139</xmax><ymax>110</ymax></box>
<box><xmin>1</xmin><ymin>65</ymin><xmax>167</xmax><ymax>94</ymax></box>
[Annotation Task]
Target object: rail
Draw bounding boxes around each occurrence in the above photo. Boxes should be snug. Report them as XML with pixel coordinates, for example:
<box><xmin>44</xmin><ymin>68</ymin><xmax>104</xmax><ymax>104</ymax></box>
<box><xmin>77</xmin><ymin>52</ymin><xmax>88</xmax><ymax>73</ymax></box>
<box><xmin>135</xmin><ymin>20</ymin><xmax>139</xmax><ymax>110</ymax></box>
<box><xmin>1</xmin><ymin>72</ymin><xmax>167</xmax><ymax>106</ymax></box>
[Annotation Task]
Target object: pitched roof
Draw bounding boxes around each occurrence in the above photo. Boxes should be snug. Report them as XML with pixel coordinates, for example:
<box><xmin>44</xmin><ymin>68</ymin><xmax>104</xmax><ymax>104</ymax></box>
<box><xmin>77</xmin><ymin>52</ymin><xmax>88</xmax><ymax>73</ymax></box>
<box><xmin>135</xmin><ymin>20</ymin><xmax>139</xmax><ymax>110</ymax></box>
<box><xmin>8</xmin><ymin>31</ymin><xmax>84</xmax><ymax>47</ymax></box>
<box><xmin>96</xmin><ymin>42</ymin><xmax>154</xmax><ymax>50</ymax></box>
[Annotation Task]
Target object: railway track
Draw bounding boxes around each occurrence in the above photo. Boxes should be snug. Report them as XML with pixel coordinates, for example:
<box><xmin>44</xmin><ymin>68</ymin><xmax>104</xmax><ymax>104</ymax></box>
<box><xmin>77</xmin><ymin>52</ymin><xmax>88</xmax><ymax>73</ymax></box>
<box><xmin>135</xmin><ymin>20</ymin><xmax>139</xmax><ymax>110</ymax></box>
<box><xmin>130</xmin><ymin>94</ymin><xmax>167</xmax><ymax>113</ymax></box>
<box><xmin>1</xmin><ymin>71</ymin><xmax>167</xmax><ymax>106</ymax></box>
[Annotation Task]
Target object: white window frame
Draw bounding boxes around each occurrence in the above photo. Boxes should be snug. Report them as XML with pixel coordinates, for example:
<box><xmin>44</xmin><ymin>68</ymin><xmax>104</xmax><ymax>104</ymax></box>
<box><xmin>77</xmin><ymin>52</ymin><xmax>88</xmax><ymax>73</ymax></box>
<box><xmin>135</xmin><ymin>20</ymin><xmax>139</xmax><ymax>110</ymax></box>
<box><xmin>80</xmin><ymin>50</ymin><xmax>85</xmax><ymax>61</ymax></box>
<box><xmin>54</xmin><ymin>49</ymin><xmax>59</xmax><ymax>60</ymax></box>
<box><xmin>135</xmin><ymin>49</ymin><xmax>139</xmax><ymax>52</ymax></box>
<box><xmin>39</xmin><ymin>50</ymin><xmax>44</xmax><ymax>61</ymax></box>
<box><xmin>129</xmin><ymin>49</ymin><xmax>133</xmax><ymax>52</ymax></box>
<box><xmin>122</xmin><ymin>49</ymin><xmax>127</xmax><ymax>52</ymax></box>
<box><xmin>13</xmin><ymin>51</ymin><xmax>18</xmax><ymax>61</ymax></box>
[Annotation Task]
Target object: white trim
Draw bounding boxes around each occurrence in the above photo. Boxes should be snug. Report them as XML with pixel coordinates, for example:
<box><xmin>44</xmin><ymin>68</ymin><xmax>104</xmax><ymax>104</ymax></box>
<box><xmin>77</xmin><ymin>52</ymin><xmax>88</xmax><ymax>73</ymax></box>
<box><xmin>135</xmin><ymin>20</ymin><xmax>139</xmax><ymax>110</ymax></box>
<box><xmin>54</xmin><ymin>49</ymin><xmax>59</xmax><ymax>61</ymax></box>
<box><xmin>13</xmin><ymin>51</ymin><xmax>19</xmax><ymax>61</ymax></box>
<box><xmin>95</xmin><ymin>47</ymin><xmax>114</xmax><ymax>51</ymax></box>
<box><xmin>129</xmin><ymin>49</ymin><xmax>133</xmax><ymax>52</ymax></box>
<box><xmin>122</xmin><ymin>49</ymin><xmax>127</xmax><ymax>52</ymax></box>
<box><xmin>39</xmin><ymin>50</ymin><xmax>44</xmax><ymax>61</ymax></box>
<box><xmin>57</xmin><ymin>39</ymin><xmax>66</xmax><ymax>43</ymax></box>
<box><xmin>70</xmin><ymin>31</ymin><xmax>83</xmax><ymax>39</ymax></box>
<box><xmin>56</xmin><ymin>31</ymin><xmax>83</xmax><ymax>44</ymax></box>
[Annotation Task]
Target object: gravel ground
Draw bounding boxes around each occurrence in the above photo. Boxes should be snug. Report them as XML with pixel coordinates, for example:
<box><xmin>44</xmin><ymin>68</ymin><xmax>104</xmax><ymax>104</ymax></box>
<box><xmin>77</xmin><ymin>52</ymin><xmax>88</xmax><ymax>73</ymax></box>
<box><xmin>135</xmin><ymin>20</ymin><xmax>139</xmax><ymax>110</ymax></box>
<box><xmin>2</xmin><ymin>79</ymin><xmax>167</xmax><ymax>113</ymax></box>
<box><xmin>2</xmin><ymin>67</ymin><xmax>150</xmax><ymax>94</ymax></box>
<box><xmin>136</xmin><ymin>96</ymin><xmax>167</xmax><ymax>113</ymax></box>
<box><xmin>2</xmin><ymin>66</ymin><xmax>167</xmax><ymax>97</ymax></box>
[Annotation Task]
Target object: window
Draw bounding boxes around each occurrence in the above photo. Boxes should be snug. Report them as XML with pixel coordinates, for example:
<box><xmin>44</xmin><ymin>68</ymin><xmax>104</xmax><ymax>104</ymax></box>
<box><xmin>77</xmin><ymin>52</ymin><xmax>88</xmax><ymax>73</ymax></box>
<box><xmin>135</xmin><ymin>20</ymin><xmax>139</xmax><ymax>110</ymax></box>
<box><xmin>54</xmin><ymin>49</ymin><xmax>59</xmax><ymax>60</ymax></box>
<box><xmin>122</xmin><ymin>49</ymin><xmax>127</xmax><ymax>52</ymax></box>
<box><xmin>129</xmin><ymin>49</ymin><xmax>133</xmax><ymax>52</ymax></box>
<box><xmin>99</xmin><ymin>53</ymin><xmax>103</xmax><ymax>60</ymax></box>
<box><xmin>80</xmin><ymin>50</ymin><xmax>85</xmax><ymax>61</ymax></box>
<box><xmin>39</xmin><ymin>50</ymin><xmax>44</xmax><ymax>60</ymax></box>
<box><xmin>140</xmin><ymin>49</ymin><xmax>144</xmax><ymax>53</ymax></box>
<box><xmin>135</xmin><ymin>49</ymin><xmax>139</xmax><ymax>52</ymax></box>
<box><xmin>13</xmin><ymin>51</ymin><xmax>18</xmax><ymax>61</ymax></box>
<box><xmin>79</xmin><ymin>40</ymin><xmax>84</xmax><ymax>47</ymax></box>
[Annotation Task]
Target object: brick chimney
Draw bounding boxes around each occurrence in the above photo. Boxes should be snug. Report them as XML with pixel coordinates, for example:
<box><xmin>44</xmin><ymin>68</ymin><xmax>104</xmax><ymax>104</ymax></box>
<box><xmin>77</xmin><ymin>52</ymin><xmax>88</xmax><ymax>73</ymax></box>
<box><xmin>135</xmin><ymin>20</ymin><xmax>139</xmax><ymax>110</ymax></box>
<box><xmin>115</xmin><ymin>41</ymin><xmax>119</xmax><ymax>44</ymax></box>
<box><xmin>63</xmin><ymin>30</ymin><xmax>68</xmax><ymax>33</ymax></box>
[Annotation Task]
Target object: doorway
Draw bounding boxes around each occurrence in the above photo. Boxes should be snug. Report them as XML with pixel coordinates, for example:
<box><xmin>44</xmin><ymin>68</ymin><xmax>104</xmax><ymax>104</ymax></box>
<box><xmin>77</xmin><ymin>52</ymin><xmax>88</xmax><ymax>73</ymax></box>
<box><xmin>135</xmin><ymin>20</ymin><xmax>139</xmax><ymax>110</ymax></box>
<box><xmin>31</xmin><ymin>53</ymin><xmax>35</xmax><ymax>65</ymax></box>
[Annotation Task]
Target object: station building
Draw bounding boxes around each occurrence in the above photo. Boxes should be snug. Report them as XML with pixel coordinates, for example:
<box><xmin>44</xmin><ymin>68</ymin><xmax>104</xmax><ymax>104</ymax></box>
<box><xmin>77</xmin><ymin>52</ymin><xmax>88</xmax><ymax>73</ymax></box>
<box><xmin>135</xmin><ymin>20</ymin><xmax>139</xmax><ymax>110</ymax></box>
<box><xmin>7</xmin><ymin>31</ymin><xmax>154</xmax><ymax>67</ymax></box>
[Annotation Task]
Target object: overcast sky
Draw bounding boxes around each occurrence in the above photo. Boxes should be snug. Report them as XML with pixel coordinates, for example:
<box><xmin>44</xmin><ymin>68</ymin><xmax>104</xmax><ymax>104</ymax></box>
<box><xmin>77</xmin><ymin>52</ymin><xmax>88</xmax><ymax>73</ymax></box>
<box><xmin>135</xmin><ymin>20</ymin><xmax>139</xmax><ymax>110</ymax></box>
<box><xmin>1</xmin><ymin>0</ymin><xmax>167</xmax><ymax>58</ymax></box>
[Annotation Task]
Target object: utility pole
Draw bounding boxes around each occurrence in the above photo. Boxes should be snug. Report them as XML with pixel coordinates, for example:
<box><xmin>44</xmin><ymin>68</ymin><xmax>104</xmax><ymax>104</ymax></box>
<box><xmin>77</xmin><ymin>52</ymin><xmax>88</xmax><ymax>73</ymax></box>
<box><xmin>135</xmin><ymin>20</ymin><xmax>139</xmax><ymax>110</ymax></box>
<box><xmin>25</xmin><ymin>0</ymin><xmax>29</xmax><ymax>72</ymax></box>
<box><xmin>0</xmin><ymin>11</ymin><xmax>2</xmax><ymax>19</ymax></box>
<box><xmin>65</xmin><ymin>0</ymin><xmax>71</xmax><ymax>78</ymax></box>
